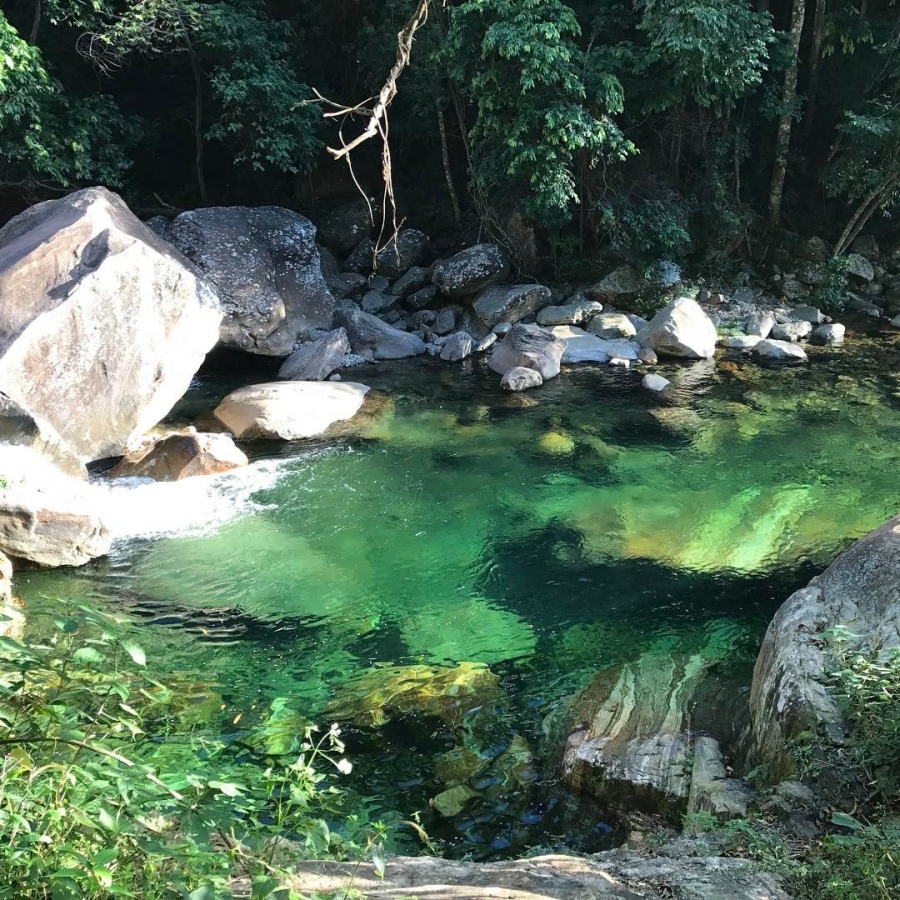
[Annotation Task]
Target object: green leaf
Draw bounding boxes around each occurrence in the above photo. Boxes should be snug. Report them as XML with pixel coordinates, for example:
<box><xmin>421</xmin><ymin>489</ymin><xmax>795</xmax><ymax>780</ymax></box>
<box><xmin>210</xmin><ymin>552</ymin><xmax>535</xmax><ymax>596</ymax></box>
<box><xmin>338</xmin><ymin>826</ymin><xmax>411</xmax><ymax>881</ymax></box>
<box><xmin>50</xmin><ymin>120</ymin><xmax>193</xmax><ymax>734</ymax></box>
<box><xmin>73</xmin><ymin>647</ymin><xmax>105</xmax><ymax>665</ymax></box>
<box><xmin>189</xmin><ymin>886</ymin><xmax>217</xmax><ymax>900</ymax></box>
<box><xmin>831</xmin><ymin>811</ymin><xmax>864</xmax><ymax>831</ymax></box>
<box><xmin>209</xmin><ymin>780</ymin><xmax>244</xmax><ymax>797</ymax></box>
<box><xmin>93</xmin><ymin>847</ymin><xmax>118</xmax><ymax>866</ymax></box>
<box><xmin>122</xmin><ymin>642</ymin><xmax>146</xmax><ymax>667</ymax></box>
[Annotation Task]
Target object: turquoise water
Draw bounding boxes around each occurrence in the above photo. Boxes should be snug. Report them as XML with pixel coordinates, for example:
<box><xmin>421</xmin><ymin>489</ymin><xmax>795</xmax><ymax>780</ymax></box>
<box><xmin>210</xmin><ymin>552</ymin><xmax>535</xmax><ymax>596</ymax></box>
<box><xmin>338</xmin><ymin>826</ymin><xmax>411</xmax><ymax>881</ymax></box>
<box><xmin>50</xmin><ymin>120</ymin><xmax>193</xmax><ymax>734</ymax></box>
<box><xmin>16</xmin><ymin>327</ymin><xmax>900</xmax><ymax>856</ymax></box>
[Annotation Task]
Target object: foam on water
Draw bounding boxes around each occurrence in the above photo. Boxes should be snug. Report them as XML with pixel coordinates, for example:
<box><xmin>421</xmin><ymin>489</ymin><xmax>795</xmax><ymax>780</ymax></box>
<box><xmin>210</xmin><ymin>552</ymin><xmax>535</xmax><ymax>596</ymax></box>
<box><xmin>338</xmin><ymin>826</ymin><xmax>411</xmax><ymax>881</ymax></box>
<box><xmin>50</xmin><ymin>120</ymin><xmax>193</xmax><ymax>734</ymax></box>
<box><xmin>93</xmin><ymin>456</ymin><xmax>297</xmax><ymax>543</ymax></box>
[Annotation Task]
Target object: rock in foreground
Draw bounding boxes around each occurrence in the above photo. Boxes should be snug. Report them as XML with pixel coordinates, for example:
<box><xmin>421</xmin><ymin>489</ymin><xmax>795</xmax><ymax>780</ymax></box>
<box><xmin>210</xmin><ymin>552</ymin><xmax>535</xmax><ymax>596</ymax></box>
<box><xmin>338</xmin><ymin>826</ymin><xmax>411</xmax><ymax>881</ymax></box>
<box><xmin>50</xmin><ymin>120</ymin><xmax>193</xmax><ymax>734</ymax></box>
<box><xmin>214</xmin><ymin>382</ymin><xmax>370</xmax><ymax>440</ymax></box>
<box><xmin>0</xmin><ymin>448</ymin><xmax>112</xmax><ymax>567</ymax></box>
<box><xmin>282</xmin><ymin>851</ymin><xmax>789</xmax><ymax>900</ymax></box>
<box><xmin>0</xmin><ymin>187</ymin><xmax>222</xmax><ymax>462</ymax></box>
<box><xmin>637</xmin><ymin>296</ymin><xmax>717</xmax><ymax>359</ymax></box>
<box><xmin>111</xmin><ymin>431</ymin><xmax>248</xmax><ymax>481</ymax></box>
<box><xmin>0</xmin><ymin>392</ymin><xmax>86</xmax><ymax>478</ymax></box>
<box><xmin>501</xmin><ymin>367</ymin><xmax>543</xmax><ymax>392</ymax></box>
<box><xmin>169</xmin><ymin>205</ymin><xmax>333</xmax><ymax>355</ymax></box>
<box><xmin>752</xmin><ymin>339</ymin><xmax>808</xmax><ymax>365</ymax></box>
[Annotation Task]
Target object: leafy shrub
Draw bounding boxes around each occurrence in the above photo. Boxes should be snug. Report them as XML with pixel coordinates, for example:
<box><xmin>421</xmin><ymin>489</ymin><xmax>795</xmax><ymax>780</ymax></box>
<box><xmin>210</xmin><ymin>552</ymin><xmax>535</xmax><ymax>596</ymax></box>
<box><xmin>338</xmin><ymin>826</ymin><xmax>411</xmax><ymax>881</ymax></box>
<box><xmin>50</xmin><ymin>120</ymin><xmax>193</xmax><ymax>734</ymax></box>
<box><xmin>811</xmin><ymin>256</ymin><xmax>852</xmax><ymax>314</ymax></box>
<box><xmin>597</xmin><ymin>196</ymin><xmax>694</xmax><ymax>266</ymax></box>
<box><xmin>0</xmin><ymin>599</ymin><xmax>397</xmax><ymax>899</ymax></box>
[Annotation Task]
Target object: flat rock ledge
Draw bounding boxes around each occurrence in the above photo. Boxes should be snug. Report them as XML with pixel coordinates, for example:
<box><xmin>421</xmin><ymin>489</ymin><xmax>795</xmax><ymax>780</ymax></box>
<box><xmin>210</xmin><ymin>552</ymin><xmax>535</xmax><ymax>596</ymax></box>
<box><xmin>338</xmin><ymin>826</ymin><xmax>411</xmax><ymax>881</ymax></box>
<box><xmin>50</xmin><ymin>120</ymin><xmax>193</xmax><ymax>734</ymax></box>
<box><xmin>277</xmin><ymin>851</ymin><xmax>790</xmax><ymax>900</ymax></box>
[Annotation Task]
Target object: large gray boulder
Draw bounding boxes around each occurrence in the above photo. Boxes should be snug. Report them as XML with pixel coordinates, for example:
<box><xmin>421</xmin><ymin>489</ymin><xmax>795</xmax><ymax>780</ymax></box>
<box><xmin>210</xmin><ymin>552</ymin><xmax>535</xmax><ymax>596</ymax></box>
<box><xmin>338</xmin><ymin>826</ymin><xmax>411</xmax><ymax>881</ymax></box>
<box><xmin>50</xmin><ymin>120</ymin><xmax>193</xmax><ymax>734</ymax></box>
<box><xmin>169</xmin><ymin>206</ymin><xmax>333</xmax><ymax>355</ymax></box>
<box><xmin>316</xmin><ymin>200</ymin><xmax>375</xmax><ymax>255</ymax></box>
<box><xmin>536</xmin><ymin>297</ymin><xmax>603</xmax><ymax>327</ymax></box>
<box><xmin>587</xmin><ymin>265</ymin><xmax>642</xmax><ymax>304</ymax></box>
<box><xmin>214</xmin><ymin>382</ymin><xmax>370</xmax><ymax>440</ymax></box>
<box><xmin>488</xmin><ymin>324</ymin><xmax>565</xmax><ymax>380</ymax></box>
<box><xmin>588</xmin><ymin>312</ymin><xmax>637</xmax><ymax>340</ymax></box>
<box><xmin>279</xmin><ymin>328</ymin><xmax>351</xmax><ymax>381</ymax></box>
<box><xmin>432</xmin><ymin>244</ymin><xmax>510</xmax><ymax>298</ymax></box>
<box><xmin>844</xmin><ymin>253</ymin><xmax>875</xmax><ymax>282</ymax></box>
<box><xmin>0</xmin><ymin>447</ymin><xmax>112</xmax><ymax>567</ymax></box>
<box><xmin>750</xmin><ymin>514</ymin><xmax>900</xmax><ymax>781</ymax></box>
<box><xmin>0</xmin><ymin>187</ymin><xmax>222</xmax><ymax>462</ymax></box>
<box><xmin>473</xmin><ymin>284</ymin><xmax>552</xmax><ymax>329</ymax></box>
<box><xmin>637</xmin><ymin>296</ymin><xmax>717</xmax><ymax>359</ymax></box>
<box><xmin>333</xmin><ymin>308</ymin><xmax>426</xmax><ymax>360</ymax></box>
<box><xmin>374</xmin><ymin>230</ymin><xmax>430</xmax><ymax>280</ymax></box>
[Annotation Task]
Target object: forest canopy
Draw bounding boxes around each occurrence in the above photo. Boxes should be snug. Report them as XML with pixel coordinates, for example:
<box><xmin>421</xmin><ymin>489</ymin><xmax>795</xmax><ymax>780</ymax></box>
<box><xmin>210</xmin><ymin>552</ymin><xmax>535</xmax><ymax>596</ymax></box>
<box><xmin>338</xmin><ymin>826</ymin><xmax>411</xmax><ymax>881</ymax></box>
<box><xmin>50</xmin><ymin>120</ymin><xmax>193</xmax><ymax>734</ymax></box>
<box><xmin>1</xmin><ymin>0</ymin><xmax>899</xmax><ymax>269</ymax></box>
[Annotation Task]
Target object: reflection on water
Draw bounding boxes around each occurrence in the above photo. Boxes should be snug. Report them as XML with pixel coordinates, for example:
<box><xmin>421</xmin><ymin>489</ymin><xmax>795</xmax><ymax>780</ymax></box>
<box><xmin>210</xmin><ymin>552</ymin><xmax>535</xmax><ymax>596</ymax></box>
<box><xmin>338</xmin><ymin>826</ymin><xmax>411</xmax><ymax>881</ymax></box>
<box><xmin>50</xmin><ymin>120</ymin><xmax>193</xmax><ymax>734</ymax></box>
<box><xmin>16</xmin><ymin>330</ymin><xmax>900</xmax><ymax>856</ymax></box>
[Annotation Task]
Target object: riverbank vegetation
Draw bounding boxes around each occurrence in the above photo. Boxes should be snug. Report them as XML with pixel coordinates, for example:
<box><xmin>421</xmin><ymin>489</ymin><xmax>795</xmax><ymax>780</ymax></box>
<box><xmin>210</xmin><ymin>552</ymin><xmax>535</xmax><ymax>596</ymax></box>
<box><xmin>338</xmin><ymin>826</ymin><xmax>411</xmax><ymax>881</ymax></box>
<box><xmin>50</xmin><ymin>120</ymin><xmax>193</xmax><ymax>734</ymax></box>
<box><xmin>2</xmin><ymin>0</ymin><xmax>900</xmax><ymax>270</ymax></box>
<box><xmin>0</xmin><ymin>599</ymin><xmax>402</xmax><ymax>899</ymax></box>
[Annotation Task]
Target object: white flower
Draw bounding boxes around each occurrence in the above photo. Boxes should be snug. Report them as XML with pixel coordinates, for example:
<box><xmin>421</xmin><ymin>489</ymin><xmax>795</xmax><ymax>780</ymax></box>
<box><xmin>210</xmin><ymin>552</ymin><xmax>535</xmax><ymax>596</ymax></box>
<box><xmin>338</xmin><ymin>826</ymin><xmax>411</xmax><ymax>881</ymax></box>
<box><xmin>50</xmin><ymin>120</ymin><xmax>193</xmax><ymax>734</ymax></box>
<box><xmin>336</xmin><ymin>758</ymin><xmax>353</xmax><ymax>775</ymax></box>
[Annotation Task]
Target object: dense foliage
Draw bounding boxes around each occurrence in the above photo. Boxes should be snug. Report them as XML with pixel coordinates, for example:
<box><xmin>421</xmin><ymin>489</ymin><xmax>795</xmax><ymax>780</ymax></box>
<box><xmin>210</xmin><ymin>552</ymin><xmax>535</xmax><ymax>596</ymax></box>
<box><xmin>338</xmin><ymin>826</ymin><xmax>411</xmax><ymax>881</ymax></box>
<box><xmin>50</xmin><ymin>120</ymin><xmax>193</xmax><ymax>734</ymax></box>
<box><xmin>0</xmin><ymin>0</ymin><xmax>899</xmax><ymax>265</ymax></box>
<box><xmin>0</xmin><ymin>599</ymin><xmax>400</xmax><ymax>899</ymax></box>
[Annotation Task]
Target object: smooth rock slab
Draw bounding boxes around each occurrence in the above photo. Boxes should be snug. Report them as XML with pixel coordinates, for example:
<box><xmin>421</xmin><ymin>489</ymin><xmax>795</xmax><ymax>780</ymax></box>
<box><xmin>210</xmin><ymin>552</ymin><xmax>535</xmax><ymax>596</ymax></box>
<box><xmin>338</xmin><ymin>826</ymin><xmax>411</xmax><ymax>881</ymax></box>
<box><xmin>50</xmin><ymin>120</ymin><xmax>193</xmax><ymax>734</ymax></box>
<box><xmin>723</xmin><ymin>335</ymin><xmax>761</xmax><ymax>350</ymax></box>
<box><xmin>550</xmin><ymin>326</ymin><xmax>641</xmax><ymax>364</ymax></box>
<box><xmin>214</xmin><ymin>382</ymin><xmax>370</xmax><ymax>440</ymax></box>
<box><xmin>500</xmin><ymin>367</ymin><xmax>544</xmax><ymax>392</ymax></box>
<box><xmin>432</xmin><ymin>244</ymin><xmax>509</xmax><ymax>298</ymax></box>
<box><xmin>752</xmin><ymin>339</ymin><xmax>808</xmax><ymax>365</ymax></box>
<box><xmin>111</xmin><ymin>431</ymin><xmax>248</xmax><ymax>481</ymax></box>
<box><xmin>473</xmin><ymin>284</ymin><xmax>552</xmax><ymax>329</ymax></box>
<box><xmin>282</xmin><ymin>852</ymin><xmax>790</xmax><ymax>900</ymax></box>
<box><xmin>279</xmin><ymin>328</ymin><xmax>351</xmax><ymax>381</ymax></box>
<box><xmin>488</xmin><ymin>324</ymin><xmax>565</xmax><ymax>379</ymax></box>
<box><xmin>0</xmin><ymin>447</ymin><xmax>112</xmax><ymax>567</ymax></box>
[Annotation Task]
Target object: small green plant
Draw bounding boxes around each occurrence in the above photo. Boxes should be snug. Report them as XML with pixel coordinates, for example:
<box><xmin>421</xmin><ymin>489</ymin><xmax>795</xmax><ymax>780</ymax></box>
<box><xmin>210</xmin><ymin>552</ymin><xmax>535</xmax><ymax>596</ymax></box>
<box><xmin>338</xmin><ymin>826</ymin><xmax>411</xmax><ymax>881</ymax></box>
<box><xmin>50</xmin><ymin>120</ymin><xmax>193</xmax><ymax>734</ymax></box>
<box><xmin>0</xmin><ymin>599</ymin><xmax>409</xmax><ymax>898</ymax></box>
<box><xmin>811</xmin><ymin>257</ymin><xmax>852</xmax><ymax>314</ymax></box>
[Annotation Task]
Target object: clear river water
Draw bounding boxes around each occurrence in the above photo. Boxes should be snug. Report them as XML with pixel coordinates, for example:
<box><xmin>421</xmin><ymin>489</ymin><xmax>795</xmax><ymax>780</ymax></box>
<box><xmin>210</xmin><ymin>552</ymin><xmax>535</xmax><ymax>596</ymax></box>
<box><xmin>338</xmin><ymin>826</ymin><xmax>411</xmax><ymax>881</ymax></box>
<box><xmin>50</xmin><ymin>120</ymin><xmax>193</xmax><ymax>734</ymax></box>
<box><xmin>15</xmin><ymin>326</ymin><xmax>900</xmax><ymax>857</ymax></box>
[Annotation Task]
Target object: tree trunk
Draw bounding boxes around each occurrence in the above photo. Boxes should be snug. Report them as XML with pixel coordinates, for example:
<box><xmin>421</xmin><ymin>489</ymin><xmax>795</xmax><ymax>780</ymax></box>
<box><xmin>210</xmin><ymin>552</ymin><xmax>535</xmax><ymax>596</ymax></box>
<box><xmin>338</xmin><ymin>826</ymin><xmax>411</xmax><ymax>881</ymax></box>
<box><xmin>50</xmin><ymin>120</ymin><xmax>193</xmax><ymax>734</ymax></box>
<box><xmin>768</xmin><ymin>0</ymin><xmax>807</xmax><ymax>226</ymax></box>
<box><xmin>437</xmin><ymin>102</ymin><xmax>462</xmax><ymax>228</ymax></box>
<box><xmin>834</xmin><ymin>171</ymin><xmax>900</xmax><ymax>256</ymax></box>
<box><xmin>28</xmin><ymin>0</ymin><xmax>41</xmax><ymax>44</ymax></box>
<box><xmin>185</xmin><ymin>39</ymin><xmax>208</xmax><ymax>205</ymax></box>
<box><xmin>803</xmin><ymin>0</ymin><xmax>827</xmax><ymax>137</ymax></box>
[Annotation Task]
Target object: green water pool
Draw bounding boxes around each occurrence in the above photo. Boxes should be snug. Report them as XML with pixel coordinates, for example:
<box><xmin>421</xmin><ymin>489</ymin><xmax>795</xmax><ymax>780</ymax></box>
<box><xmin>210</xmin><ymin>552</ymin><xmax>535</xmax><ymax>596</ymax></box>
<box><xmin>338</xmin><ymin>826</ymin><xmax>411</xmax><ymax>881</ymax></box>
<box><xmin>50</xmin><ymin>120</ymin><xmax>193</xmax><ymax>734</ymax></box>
<box><xmin>16</xmin><ymin>328</ymin><xmax>900</xmax><ymax>855</ymax></box>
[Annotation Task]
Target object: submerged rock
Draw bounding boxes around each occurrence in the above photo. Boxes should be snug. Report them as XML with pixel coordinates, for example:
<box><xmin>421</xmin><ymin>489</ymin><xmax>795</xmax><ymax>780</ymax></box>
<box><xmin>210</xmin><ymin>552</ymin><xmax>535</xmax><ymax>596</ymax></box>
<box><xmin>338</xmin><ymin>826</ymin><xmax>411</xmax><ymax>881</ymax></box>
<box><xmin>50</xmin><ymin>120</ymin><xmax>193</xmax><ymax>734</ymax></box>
<box><xmin>111</xmin><ymin>431</ymin><xmax>248</xmax><ymax>481</ymax></box>
<box><xmin>488</xmin><ymin>324</ymin><xmax>565</xmax><ymax>380</ymax></box>
<box><xmin>637</xmin><ymin>296</ymin><xmax>717</xmax><ymax>360</ymax></box>
<box><xmin>642</xmin><ymin>374</ymin><xmax>670</xmax><ymax>393</ymax></box>
<box><xmin>333</xmin><ymin>308</ymin><xmax>426</xmax><ymax>360</ymax></box>
<box><xmin>279</xmin><ymin>328</ymin><xmax>352</xmax><ymax>381</ymax></box>
<box><xmin>432</xmin><ymin>244</ymin><xmax>509</xmax><ymax>298</ymax></box>
<box><xmin>473</xmin><ymin>284</ymin><xmax>552</xmax><ymax>329</ymax></box>
<box><xmin>214</xmin><ymin>381</ymin><xmax>370</xmax><ymax>440</ymax></box>
<box><xmin>0</xmin><ymin>447</ymin><xmax>112</xmax><ymax>567</ymax></box>
<box><xmin>501</xmin><ymin>367</ymin><xmax>543</xmax><ymax>392</ymax></box>
<box><xmin>811</xmin><ymin>323</ymin><xmax>845</xmax><ymax>345</ymax></box>
<box><xmin>749</xmin><ymin>513</ymin><xmax>900</xmax><ymax>781</ymax></box>
<box><xmin>326</xmin><ymin>662</ymin><xmax>504</xmax><ymax>728</ymax></box>
<box><xmin>0</xmin><ymin>186</ymin><xmax>222</xmax><ymax>462</ymax></box>
<box><xmin>169</xmin><ymin>205</ymin><xmax>332</xmax><ymax>355</ymax></box>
